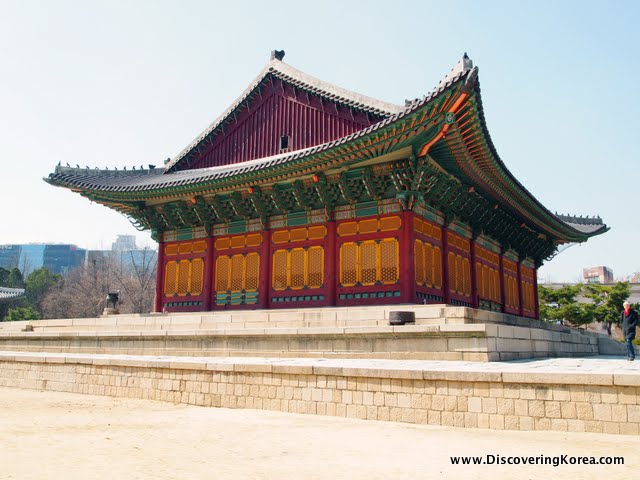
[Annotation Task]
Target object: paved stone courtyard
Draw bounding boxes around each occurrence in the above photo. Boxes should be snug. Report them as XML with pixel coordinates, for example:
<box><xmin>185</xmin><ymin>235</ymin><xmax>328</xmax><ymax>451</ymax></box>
<box><xmin>1</xmin><ymin>386</ymin><xmax>638</xmax><ymax>480</ymax></box>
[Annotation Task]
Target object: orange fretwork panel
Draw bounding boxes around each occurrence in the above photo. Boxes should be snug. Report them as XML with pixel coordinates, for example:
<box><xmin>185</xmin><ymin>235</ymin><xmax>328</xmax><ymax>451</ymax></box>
<box><xmin>448</xmin><ymin>251</ymin><xmax>471</xmax><ymax>297</ymax></box>
<box><xmin>271</xmin><ymin>246</ymin><xmax>325</xmax><ymax>291</ymax></box>
<box><xmin>164</xmin><ymin>261</ymin><xmax>178</xmax><ymax>296</ymax></box>
<box><xmin>520</xmin><ymin>265</ymin><xmax>536</xmax><ymax>314</ymax></box>
<box><xmin>476</xmin><ymin>262</ymin><xmax>501</xmax><ymax>304</ymax></box>
<box><xmin>447</xmin><ymin>232</ymin><xmax>470</xmax><ymax>253</ymax></box>
<box><xmin>338</xmin><ymin>216</ymin><xmax>402</xmax><ymax>237</ymax></box>
<box><xmin>215</xmin><ymin>253</ymin><xmax>261</xmax><ymax>293</ymax></box>
<box><xmin>503</xmin><ymin>258</ymin><xmax>520</xmax><ymax>311</ymax></box>
<box><xmin>163</xmin><ymin>258</ymin><xmax>205</xmax><ymax>297</ymax></box>
<box><xmin>215</xmin><ymin>233</ymin><xmax>262</xmax><ymax>251</ymax></box>
<box><xmin>165</xmin><ymin>240</ymin><xmax>208</xmax><ymax>257</ymax></box>
<box><xmin>413</xmin><ymin>217</ymin><xmax>442</xmax><ymax>241</ymax></box>
<box><xmin>414</xmin><ymin>239</ymin><xmax>443</xmax><ymax>290</ymax></box>
<box><xmin>190</xmin><ymin>258</ymin><xmax>204</xmax><ymax>296</ymax></box>
<box><xmin>271</xmin><ymin>226</ymin><xmax>328</xmax><ymax>244</ymax></box>
<box><xmin>340</xmin><ymin>238</ymin><xmax>399</xmax><ymax>287</ymax></box>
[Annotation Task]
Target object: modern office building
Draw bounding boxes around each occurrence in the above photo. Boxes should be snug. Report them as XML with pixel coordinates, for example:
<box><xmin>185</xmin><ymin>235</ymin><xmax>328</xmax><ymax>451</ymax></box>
<box><xmin>583</xmin><ymin>266</ymin><xmax>614</xmax><ymax>284</ymax></box>
<box><xmin>0</xmin><ymin>244</ymin><xmax>86</xmax><ymax>275</ymax></box>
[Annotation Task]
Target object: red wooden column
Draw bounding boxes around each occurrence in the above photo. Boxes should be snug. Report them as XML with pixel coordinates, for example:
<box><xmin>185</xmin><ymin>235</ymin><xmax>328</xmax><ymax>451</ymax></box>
<box><xmin>516</xmin><ymin>261</ymin><xmax>524</xmax><ymax>317</ymax></box>
<box><xmin>400</xmin><ymin>210</ymin><xmax>416</xmax><ymax>304</ymax></box>
<box><xmin>153</xmin><ymin>239</ymin><xmax>165</xmax><ymax>313</ymax></box>
<box><xmin>258</xmin><ymin>227</ymin><xmax>271</xmax><ymax>309</ymax></box>
<box><xmin>202</xmin><ymin>235</ymin><xmax>215</xmax><ymax>311</ymax></box>
<box><xmin>470</xmin><ymin>237</ymin><xmax>478</xmax><ymax>309</ymax></box>
<box><xmin>533</xmin><ymin>264</ymin><xmax>540</xmax><ymax>320</ymax></box>
<box><xmin>499</xmin><ymin>249</ymin><xmax>506</xmax><ymax>313</ymax></box>
<box><xmin>441</xmin><ymin>225</ymin><xmax>451</xmax><ymax>304</ymax></box>
<box><xmin>325</xmin><ymin>220</ymin><xmax>337</xmax><ymax>306</ymax></box>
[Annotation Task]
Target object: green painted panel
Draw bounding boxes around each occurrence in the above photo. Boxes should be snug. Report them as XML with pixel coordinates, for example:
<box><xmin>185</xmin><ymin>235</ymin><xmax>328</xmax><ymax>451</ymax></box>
<box><xmin>287</xmin><ymin>214</ymin><xmax>308</xmax><ymax>227</ymax></box>
<box><xmin>228</xmin><ymin>223</ymin><xmax>246</xmax><ymax>235</ymax></box>
<box><xmin>356</xmin><ymin>206</ymin><xmax>378</xmax><ymax>217</ymax></box>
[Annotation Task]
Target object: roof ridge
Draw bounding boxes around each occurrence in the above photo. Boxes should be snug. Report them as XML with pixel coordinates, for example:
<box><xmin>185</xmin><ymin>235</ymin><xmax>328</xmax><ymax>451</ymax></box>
<box><xmin>556</xmin><ymin>214</ymin><xmax>604</xmax><ymax>225</ymax></box>
<box><xmin>404</xmin><ymin>53</ymin><xmax>475</xmax><ymax>109</ymax></box>
<box><xmin>51</xmin><ymin>164</ymin><xmax>164</xmax><ymax>178</ymax></box>
<box><xmin>267</xmin><ymin>60</ymin><xmax>403</xmax><ymax>116</ymax></box>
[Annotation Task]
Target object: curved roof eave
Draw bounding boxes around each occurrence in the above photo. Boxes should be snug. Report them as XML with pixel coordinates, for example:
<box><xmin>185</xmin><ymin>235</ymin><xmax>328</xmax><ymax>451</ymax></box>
<box><xmin>44</xmin><ymin>55</ymin><xmax>607</xmax><ymax>243</ymax></box>
<box><xmin>466</xmin><ymin>78</ymin><xmax>607</xmax><ymax>240</ymax></box>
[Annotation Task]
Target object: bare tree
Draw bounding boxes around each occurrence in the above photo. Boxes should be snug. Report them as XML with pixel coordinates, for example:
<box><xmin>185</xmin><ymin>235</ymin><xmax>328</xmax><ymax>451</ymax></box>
<box><xmin>110</xmin><ymin>248</ymin><xmax>157</xmax><ymax>314</ymax></box>
<box><xmin>41</xmin><ymin>248</ymin><xmax>157</xmax><ymax>318</ymax></box>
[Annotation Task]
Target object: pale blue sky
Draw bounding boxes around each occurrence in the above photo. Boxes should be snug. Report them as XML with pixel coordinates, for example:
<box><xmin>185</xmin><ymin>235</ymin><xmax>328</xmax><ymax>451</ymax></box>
<box><xmin>0</xmin><ymin>0</ymin><xmax>638</xmax><ymax>282</ymax></box>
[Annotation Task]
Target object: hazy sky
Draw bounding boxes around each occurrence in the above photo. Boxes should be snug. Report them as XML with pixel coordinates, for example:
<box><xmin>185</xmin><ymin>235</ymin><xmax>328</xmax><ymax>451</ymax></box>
<box><xmin>0</xmin><ymin>0</ymin><xmax>638</xmax><ymax>282</ymax></box>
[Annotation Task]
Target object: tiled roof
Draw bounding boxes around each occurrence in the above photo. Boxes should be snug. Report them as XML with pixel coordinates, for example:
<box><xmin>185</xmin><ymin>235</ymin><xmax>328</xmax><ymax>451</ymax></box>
<box><xmin>164</xmin><ymin>56</ymin><xmax>404</xmax><ymax>173</ymax></box>
<box><xmin>46</xmin><ymin>63</ymin><xmax>471</xmax><ymax>194</ymax></box>
<box><xmin>0</xmin><ymin>287</ymin><xmax>25</xmax><ymax>302</ymax></box>
<box><xmin>556</xmin><ymin>215</ymin><xmax>607</xmax><ymax>234</ymax></box>
<box><xmin>45</xmin><ymin>54</ymin><xmax>608</xmax><ymax>242</ymax></box>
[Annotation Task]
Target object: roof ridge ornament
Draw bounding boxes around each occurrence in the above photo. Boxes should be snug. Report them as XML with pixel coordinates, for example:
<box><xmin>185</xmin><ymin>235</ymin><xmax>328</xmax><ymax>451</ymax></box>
<box><xmin>435</xmin><ymin>52</ymin><xmax>474</xmax><ymax>91</ymax></box>
<box><xmin>462</xmin><ymin>52</ymin><xmax>473</xmax><ymax>71</ymax></box>
<box><xmin>270</xmin><ymin>50</ymin><xmax>285</xmax><ymax>61</ymax></box>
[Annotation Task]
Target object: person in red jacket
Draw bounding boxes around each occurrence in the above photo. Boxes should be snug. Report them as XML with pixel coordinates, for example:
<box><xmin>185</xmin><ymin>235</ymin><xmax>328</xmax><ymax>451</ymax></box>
<box><xmin>621</xmin><ymin>301</ymin><xmax>638</xmax><ymax>361</ymax></box>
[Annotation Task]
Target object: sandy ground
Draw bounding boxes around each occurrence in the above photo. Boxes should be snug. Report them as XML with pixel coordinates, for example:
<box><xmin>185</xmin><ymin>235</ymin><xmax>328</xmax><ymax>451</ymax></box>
<box><xmin>0</xmin><ymin>387</ymin><xmax>638</xmax><ymax>480</ymax></box>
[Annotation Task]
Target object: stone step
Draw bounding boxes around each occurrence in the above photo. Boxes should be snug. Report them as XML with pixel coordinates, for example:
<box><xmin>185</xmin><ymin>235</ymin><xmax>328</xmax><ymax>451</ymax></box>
<box><xmin>0</xmin><ymin>305</ymin><xmax>615</xmax><ymax>362</ymax></box>
<box><xmin>0</xmin><ymin>305</ymin><xmax>481</xmax><ymax>335</ymax></box>
<box><xmin>0</xmin><ymin>321</ymin><xmax>603</xmax><ymax>362</ymax></box>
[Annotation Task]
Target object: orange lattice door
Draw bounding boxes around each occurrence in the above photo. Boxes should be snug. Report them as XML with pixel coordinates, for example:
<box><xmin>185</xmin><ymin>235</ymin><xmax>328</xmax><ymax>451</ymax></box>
<box><xmin>446</xmin><ymin>231</ymin><xmax>473</xmax><ymax>307</ymax></box>
<box><xmin>502</xmin><ymin>257</ymin><xmax>520</xmax><ymax>315</ymax></box>
<box><xmin>413</xmin><ymin>216</ymin><xmax>445</xmax><ymax>304</ymax></box>
<box><xmin>161</xmin><ymin>239</ymin><xmax>208</xmax><ymax>312</ymax></box>
<box><xmin>336</xmin><ymin>214</ymin><xmax>402</xmax><ymax>306</ymax></box>
<box><xmin>269</xmin><ymin>224</ymin><xmax>329</xmax><ymax>307</ymax></box>
<box><xmin>520</xmin><ymin>263</ymin><xmax>537</xmax><ymax>318</ymax></box>
<box><xmin>474</xmin><ymin>244</ymin><xmax>502</xmax><ymax>312</ymax></box>
<box><xmin>213</xmin><ymin>233</ymin><xmax>263</xmax><ymax>309</ymax></box>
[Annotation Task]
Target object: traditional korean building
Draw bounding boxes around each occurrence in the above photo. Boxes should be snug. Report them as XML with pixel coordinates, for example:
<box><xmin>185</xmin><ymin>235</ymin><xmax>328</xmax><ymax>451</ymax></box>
<box><xmin>45</xmin><ymin>51</ymin><xmax>607</xmax><ymax>318</ymax></box>
<box><xmin>0</xmin><ymin>287</ymin><xmax>25</xmax><ymax>304</ymax></box>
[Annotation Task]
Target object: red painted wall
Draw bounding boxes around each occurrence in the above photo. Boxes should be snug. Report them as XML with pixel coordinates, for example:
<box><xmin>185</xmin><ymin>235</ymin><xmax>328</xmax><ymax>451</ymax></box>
<box><xmin>188</xmin><ymin>77</ymin><xmax>383</xmax><ymax>170</ymax></box>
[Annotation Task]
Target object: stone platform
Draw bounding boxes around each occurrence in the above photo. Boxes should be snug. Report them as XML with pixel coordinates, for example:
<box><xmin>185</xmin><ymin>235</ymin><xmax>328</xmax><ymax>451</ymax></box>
<box><xmin>0</xmin><ymin>352</ymin><xmax>638</xmax><ymax>435</ymax></box>
<box><xmin>0</xmin><ymin>306</ymin><xmax>634</xmax><ymax>436</ymax></box>
<box><xmin>0</xmin><ymin>305</ymin><xmax>624</xmax><ymax>361</ymax></box>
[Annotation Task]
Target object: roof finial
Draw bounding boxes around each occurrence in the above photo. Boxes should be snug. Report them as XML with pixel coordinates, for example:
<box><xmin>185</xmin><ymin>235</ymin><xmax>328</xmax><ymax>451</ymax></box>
<box><xmin>462</xmin><ymin>52</ymin><xmax>473</xmax><ymax>71</ymax></box>
<box><xmin>271</xmin><ymin>49</ymin><xmax>285</xmax><ymax>61</ymax></box>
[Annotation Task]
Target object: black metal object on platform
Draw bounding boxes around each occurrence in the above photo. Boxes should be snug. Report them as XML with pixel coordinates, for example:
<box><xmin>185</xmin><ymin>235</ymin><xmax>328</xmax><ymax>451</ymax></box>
<box><xmin>106</xmin><ymin>291</ymin><xmax>120</xmax><ymax>309</ymax></box>
<box><xmin>389</xmin><ymin>311</ymin><xmax>416</xmax><ymax>326</ymax></box>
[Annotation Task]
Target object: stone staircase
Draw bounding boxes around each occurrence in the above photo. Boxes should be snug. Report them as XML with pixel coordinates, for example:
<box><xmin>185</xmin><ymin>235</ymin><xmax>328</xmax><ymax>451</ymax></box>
<box><xmin>0</xmin><ymin>305</ymin><xmax>623</xmax><ymax>361</ymax></box>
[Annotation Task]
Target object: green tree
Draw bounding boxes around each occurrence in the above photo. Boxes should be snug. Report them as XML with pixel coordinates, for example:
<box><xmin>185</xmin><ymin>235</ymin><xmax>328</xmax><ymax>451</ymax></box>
<box><xmin>0</xmin><ymin>267</ymin><xmax>25</xmax><ymax>289</ymax></box>
<box><xmin>583</xmin><ymin>281</ymin><xmax>632</xmax><ymax>335</ymax></box>
<box><xmin>25</xmin><ymin>268</ymin><xmax>62</xmax><ymax>313</ymax></box>
<box><xmin>538</xmin><ymin>284</ymin><xmax>592</xmax><ymax>327</ymax></box>
<box><xmin>0</xmin><ymin>267</ymin><xmax>26</xmax><ymax>321</ymax></box>
<box><xmin>5</xmin><ymin>305</ymin><xmax>39</xmax><ymax>321</ymax></box>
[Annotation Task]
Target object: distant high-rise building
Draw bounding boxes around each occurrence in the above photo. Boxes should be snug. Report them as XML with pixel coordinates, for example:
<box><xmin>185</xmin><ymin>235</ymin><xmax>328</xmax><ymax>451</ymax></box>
<box><xmin>0</xmin><ymin>244</ymin><xmax>86</xmax><ymax>275</ymax></box>
<box><xmin>583</xmin><ymin>266</ymin><xmax>613</xmax><ymax>284</ymax></box>
<box><xmin>112</xmin><ymin>235</ymin><xmax>137</xmax><ymax>251</ymax></box>
<box><xmin>0</xmin><ymin>246</ymin><xmax>21</xmax><ymax>271</ymax></box>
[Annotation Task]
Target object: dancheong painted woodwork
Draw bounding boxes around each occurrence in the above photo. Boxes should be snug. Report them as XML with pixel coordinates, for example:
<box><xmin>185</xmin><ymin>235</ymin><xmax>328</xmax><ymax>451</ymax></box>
<box><xmin>45</xmin><ymin>51</ymin><xmax>608</xmax><ymax>318</ymax></box>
